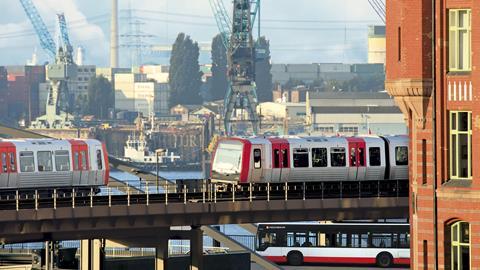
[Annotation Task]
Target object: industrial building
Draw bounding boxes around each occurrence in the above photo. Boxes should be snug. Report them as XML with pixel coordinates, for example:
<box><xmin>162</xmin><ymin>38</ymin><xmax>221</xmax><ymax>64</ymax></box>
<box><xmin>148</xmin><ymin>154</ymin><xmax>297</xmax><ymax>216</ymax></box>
<box><xmin>71</xmin><ymin>65</ymin><xmax>97</xmax><ymax>98</ymax></box>
<box><xmin>367</xmin><ymin>25</ymin><xmax>386</xmax><ymax>65</ymax></box>
<box><xmin>386</xmin><ymin>0</ymin><xmax>479</xmax><ymax>269</ymax></box>
<box><xmin>306</xmin><ymin>91</ymin><xmax>406</xmax><ymax>136</ymax></box>
<box><xmin>257</xmin><ymin>102</ymin><xmax>306</xmax><ymax>121</ymax></box>
<box><xmin>114</xmin><ymin>73</ymin><xmax>170</xmax><ymax>116</ymax></box>
<box><xmin>271</xmin><ymin>63</ymin><xmax>384</xmax><ymax>85</ymax></box>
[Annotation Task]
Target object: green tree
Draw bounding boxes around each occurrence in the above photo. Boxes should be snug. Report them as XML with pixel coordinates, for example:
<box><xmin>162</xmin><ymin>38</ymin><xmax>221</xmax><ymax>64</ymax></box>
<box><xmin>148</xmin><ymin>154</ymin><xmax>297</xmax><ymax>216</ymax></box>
<box><xmin>255</xmin><ymin>36</ymin><xmax>273</xmax><ymax>102</ymax></box>
<box><xmin>209</xmin><ymin>34</ymin><xmax>228</xmax><ymax>101</ymax></box>
<box><xmin>169</xmin><ymin>33</ymin><xmax>203</xmax><ymax>107</ymax></box>
<box><xmin>87</xmin><ymin>75</ymin><xmax>114</xmax><ymax>119</ymax></box>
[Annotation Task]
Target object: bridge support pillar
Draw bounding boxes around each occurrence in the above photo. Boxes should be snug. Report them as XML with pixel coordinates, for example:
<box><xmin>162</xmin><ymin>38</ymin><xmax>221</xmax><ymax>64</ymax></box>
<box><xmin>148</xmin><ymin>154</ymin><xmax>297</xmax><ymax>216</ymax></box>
<box><xmin>190</xmin><ymin>226</ymin><xmax>204</xmax><ymax>270</ymax></box>
<box><xmin>155</xmin><ymin>238</ymin><xmax>169</xmax><ymax>270</ymax></box>
<box><xmin>80</xmin><ymin>239</ymin><xmax>105</xmax><ymax>270</ymax></box>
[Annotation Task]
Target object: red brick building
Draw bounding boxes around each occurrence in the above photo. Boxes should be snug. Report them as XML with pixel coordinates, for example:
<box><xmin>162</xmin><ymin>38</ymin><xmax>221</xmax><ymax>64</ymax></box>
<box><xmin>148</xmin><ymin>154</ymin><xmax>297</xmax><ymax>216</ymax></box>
<box><xmin>386</xmin><ymin>0</ymin><xmax>478</xmax><ymax>269</ymax></box>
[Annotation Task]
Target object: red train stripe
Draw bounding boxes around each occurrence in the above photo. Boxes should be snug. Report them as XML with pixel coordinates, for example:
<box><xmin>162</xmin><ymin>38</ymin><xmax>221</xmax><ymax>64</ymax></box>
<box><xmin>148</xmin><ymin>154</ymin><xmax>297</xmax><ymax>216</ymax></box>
<box><xmin>102</xmin><ymin>143</ymin><xmax>110</xmax><ymax>185</ymax></box>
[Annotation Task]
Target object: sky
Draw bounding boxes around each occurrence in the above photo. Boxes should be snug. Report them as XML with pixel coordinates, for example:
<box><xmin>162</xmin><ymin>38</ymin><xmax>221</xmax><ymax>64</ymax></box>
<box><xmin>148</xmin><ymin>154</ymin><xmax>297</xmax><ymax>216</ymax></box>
<box><xmin>0</xmin><ymin>0</ymin><xmax>383</xmax><ymax>67</ymax></box>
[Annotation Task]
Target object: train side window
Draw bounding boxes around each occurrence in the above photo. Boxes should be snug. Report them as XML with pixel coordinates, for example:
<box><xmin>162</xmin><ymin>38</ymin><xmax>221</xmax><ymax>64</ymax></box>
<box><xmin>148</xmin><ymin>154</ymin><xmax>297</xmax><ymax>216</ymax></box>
<box><xmin>2</xmin><ymin>153</ymin><xmax>7</xmax><ymax>172</ymax></box>
<box><xmin>293</xmin><ymin>148</ymin><xmax>309</xmax><ymax>168</ymax></box>
<box><xmin>96</xmin><ymin>150</ymin><xmax>103</xmax><ymax>170</ymax></box>
<box><xmin>19</xmin><ymin>151</ymin><xmax>35</xmax><ymax>172</ymax></box>
<box><xmin>254</xmin><ymin>149</ymin><xmax>262</xmax><ymax>169</ymax></box>
<box><xmin>80</xmin><ymin>151</ymin><xmax>88</xmax><ymax>170</ymax></box>
<box><xmin>273</xmin><ymin>149</ymin><xmax>280</xmax><ymax>168</ymax></box>
<box><xmin>74</xmin><ymin>152</ymin><xmax>79</xmax><ymax>170</ymax></box>
<box><xmin>331</xmin><ymin>147</ymin><xmax>346</xmax><ymax>167</ymax></box>
<box><xmin>9</xmin><ymin>153</ymin><xmax>16</xmax><ymax>172</ymax></box>
<box><xmin>55</xmin><ymin>150</ymin><xmax>70</xmax><ymax>171</ymax></box>
<box><xmin>282</xmin><ymin>149</ymin><xmax>289</xmax><ymax>168</ymax></box>
<box><xmin>395</xmin><ymin>146</ymin><xmax>409</xmax><ymax>166</ymax></box>
<box><xmin>312</xmin><ymin>148</ymin><xmax>327</xmax><ymax>167</ymax></box>
<box><xmin>369</xmin><ymin>147</ymin><xmax>381</xmax><ymax>166</ymax></box>
<box><xmin>37</xmin><ymin>151</ymin><xmax>53</xmax><ymax>172</ymax></box>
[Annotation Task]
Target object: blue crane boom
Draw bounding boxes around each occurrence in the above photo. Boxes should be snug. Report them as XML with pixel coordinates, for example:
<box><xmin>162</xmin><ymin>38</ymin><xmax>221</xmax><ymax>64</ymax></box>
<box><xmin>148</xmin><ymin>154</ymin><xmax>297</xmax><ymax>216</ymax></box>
<box><xmin>18</xmin><ymin>0</ymin><xmax>56</xmax><ymax>59</ymax></box>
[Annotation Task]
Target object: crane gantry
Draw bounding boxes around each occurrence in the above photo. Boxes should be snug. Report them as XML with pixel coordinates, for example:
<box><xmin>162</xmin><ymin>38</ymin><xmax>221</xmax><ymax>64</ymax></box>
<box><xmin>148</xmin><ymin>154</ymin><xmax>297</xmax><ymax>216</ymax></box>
<box><xmin>19</xmin><ymin>0</ymin><xmax>77</xmax><ymax>129</ymax></box>
<box><xmin>210</xmin><ymin>0</ymin><xmax>262</xmax><ymax>136</ymax></box>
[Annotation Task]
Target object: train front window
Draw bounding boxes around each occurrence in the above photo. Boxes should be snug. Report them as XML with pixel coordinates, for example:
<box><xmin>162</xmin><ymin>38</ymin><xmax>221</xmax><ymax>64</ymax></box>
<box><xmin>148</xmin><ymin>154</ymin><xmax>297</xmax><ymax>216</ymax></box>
<box><xmin>55</xmin><ymin>151</ymin><xmax>70</xmax><ymax>171</ymax></box>
<box><xmin>395</xmin><ymin>146</ymin><xmax>408</xmax><ymax>166</ymax></box>
<box><xmin>212</xmin><ymin>142</ymin><xmax>243</xmax><ymax>175</ymax></box>
<box><xmin>37</xmin><ymin>151</ymin><xmax>53</xmax><ymax>172</ymax></box>
<box><xmin>19</xmin><ymin>151</ymin><xmax>35</xmax><ymax>172</ymax></box>
<box><xmin>331</xmin><ymin>147</ymin><xmax>346</xmax><ymax>167</ymax></box>
<box><xmin>293</xmin><ymin>148</ymin><xmax>309</xmax><ymax>168</ymax></box>
<box><xmin>312</xmin><ymin>148</ymin><xmax>327</xmax><ymax>167</ymax></box>
<box><xmin>254</xmin><ymin>149</ymin><xmax>262</xmax><ymax>169</ymax></box>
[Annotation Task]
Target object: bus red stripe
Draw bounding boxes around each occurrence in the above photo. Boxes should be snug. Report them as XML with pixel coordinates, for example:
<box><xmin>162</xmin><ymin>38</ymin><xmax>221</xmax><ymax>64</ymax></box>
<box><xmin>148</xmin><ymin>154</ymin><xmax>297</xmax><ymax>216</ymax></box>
<box><xmin>394</xmin><ymin>258</ymin><xmax>411</xmax><ymax>265</ymax></box>
<box><xmin>265</xmin><ymin>256</ymin><xmax>410</xmax><ymax>265</ymax></box>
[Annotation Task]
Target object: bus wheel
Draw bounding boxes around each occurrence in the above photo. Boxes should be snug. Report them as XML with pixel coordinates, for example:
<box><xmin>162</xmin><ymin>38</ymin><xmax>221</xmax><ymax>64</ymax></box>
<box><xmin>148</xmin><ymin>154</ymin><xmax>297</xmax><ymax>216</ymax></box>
<box><xmin>287</xmin><ymin>251</ymin><xmax>303</xmax><ymax>266</ymax></box>
<box><xmin>376</xmin><ymin>252</ymin><xmax>393</xmax><ymax>268</ymax></box>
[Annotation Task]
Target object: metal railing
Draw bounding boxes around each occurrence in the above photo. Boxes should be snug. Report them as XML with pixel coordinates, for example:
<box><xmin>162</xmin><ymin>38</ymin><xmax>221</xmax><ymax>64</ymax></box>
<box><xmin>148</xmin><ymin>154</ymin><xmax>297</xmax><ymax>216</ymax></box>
<box><xmin>0</xmin><ymin>180</ymin><xmax>409</xmax><ymax>211</ymax></box>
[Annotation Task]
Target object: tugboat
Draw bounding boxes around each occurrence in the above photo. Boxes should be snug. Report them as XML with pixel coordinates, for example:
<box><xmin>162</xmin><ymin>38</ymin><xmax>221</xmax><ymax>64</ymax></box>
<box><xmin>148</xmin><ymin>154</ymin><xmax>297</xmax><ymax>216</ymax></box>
<box><xmin>123</xmin><ymin>132</ymin><xmax>181</xmax><ymax>167</ymax></box>
<box><xmin>121</xmin><ymin>114</ymin><xmax>201</xmax><ymax>171</ymax></box>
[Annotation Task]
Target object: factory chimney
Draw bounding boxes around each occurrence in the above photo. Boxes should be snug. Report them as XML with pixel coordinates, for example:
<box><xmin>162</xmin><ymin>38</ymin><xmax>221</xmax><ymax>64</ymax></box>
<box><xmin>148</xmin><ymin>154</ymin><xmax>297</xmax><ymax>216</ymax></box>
<box><xmin>110</xmin><ymin>0</ymin><xmax>119</xmax><ymax>68</ymax></box>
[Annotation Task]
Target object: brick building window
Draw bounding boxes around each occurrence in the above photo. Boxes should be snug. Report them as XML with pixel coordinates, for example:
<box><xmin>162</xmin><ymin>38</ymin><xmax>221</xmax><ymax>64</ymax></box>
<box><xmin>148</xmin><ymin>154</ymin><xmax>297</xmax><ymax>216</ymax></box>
<box><xmin>451</xmin><ymin>221</ymin><xmax>470</xmax><ymax>270</ymax></box>
<box><xmin>449</xmin><ymin>111</ymin><xmax>472</xmax><ymax>180</ymax></box>
<box><xmin>449</xmin><ymin>9</ymin><xmax>471</xmax><ymax>72</ymax></box>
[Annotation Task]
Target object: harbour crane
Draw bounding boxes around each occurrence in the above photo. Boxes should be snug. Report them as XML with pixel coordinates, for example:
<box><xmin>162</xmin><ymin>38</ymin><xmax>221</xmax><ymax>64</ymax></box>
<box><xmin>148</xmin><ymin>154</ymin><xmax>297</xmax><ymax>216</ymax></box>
<box><xmin>209</xmin><ymin>0</ymin><xmax>262</xmax><ymax>135</ymax></box>
<box><xmin>18</xmin><ymin>0</ymin><xmax>77</xmax><ymax>128</ymax></box>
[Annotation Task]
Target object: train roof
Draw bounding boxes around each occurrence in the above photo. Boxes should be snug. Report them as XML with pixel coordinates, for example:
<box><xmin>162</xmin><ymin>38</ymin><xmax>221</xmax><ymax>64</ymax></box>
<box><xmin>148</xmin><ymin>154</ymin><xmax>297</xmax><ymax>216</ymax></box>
<box><xmin>258</xmin><ymin>222</ymin><xmax>409</xmax><ymax>227</ymax></box>
<box><xmin>225</xmin><ymin>135</ymin><xmax>387</xmax><ymax>144</ymax></box>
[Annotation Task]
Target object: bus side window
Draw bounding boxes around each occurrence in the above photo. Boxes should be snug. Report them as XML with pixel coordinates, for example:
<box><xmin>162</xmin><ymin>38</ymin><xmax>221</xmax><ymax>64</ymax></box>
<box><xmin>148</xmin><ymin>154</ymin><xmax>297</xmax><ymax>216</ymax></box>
<box><xmin>254</xmin><ymin>149</ymin><xmax>261</xmax><ymax>169</ymax></box>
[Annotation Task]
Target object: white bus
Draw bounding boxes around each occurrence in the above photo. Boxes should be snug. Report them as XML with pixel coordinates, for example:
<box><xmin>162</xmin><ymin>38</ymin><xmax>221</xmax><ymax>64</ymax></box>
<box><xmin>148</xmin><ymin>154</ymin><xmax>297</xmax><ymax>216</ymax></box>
<box><xmin>256</xmin><ymin>222</ymin><xmax>410</xmax><ymax>267</ymax></box>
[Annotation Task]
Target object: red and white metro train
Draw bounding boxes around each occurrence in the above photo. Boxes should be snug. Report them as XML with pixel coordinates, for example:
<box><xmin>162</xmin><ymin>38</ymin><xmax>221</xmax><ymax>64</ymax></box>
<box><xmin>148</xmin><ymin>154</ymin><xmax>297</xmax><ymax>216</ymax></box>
<box><xmin>211</xmin><ymin>135</ymin><xmax>408</xmax><ymax>183</ymax></box>
<box><xmin>0</xmin><ymin>139</ymin><xmax>109</xmax><ymax>192</ymax></box>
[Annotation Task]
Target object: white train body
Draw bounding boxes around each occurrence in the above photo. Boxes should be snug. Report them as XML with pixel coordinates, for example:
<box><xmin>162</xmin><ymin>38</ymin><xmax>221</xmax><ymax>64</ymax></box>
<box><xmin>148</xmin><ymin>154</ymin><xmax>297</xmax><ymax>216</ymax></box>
<box><xmin>0</xmin><ymin>139</ymin><xmax>109</xmax><ymax>191</ymax></box>
<box><xmin>211</xmin><ymin>135</ymin><xmax>408</xmax><ymax>183</ymax></box>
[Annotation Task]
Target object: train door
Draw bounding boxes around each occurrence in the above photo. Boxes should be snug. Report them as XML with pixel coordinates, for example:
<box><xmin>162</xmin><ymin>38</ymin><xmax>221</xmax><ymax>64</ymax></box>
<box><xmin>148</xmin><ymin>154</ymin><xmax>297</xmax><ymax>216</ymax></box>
<box><xmin>271</xmin><ymin>144</ymin><xmax>282</xmax><ymax>182</ymax></box>
<box><xmin>6</xmin><ymin>147</ymin><xmax>17</xmax><ymax>188</ymax></box>
<box><xmin>72</xmin><ymin>144</ymin><xmax>90</xmax><ymax>186</ymax></box>
<box><xmin>0</xmin><ymin>149</ymin><xmax>7</xmax><ymax>188</ymax></box>
<box><xmin>269</xmin><ymin>139</ymin><xmax>290</xmax><ymax>182</ymax></box>
<box><xmin>251</xmin><ymin>145</ymin><xmax>264</xmax><ymax>182</ymax></box>
<box><xmin>347</xmin><ymin>139</ymin><xmax>366</xmax><ymax>181</ymax></box>
<box><xmin>280</xmin><ymin>144</ymin><xmax>290</xmax><ymax>182</ymax></box>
